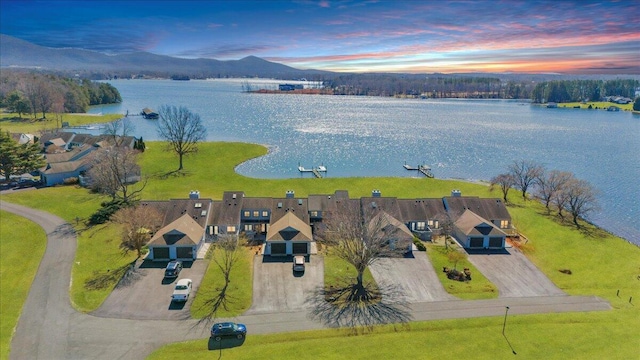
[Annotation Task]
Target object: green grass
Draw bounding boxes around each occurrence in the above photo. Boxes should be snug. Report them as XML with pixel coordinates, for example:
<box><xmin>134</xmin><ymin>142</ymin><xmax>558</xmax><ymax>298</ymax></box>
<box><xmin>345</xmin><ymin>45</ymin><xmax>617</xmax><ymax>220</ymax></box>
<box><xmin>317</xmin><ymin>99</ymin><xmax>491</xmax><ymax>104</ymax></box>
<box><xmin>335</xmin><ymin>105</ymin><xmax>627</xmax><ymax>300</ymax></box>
<box><xmin>190</xmin><ymin>245</ymin><xmax>254</xmax><ymax>318</ymax></box>
<box><xmin>322</xmin><ymin>251</ymin><xmax>377</xmax><ymax>289</ymax></box>
<box><xmin>148</xmin><ymin>309</ymin><xmax>639</xmax><ymax>360</ymax></box>
<box><xmin>556</xmin><ymin>101</ymin><xmax>634</xmax><ymax>111</ymax></box>
<box><xmin>2</xmin><ymin>141</ymin><xmax>639</xmax><ymax>359</ymax></box>
<box><xmin>1</xmin><ymin>186</ymin><xmax>137</xmax><ymax>311</ymax></box>
<box><xmin>0</xmin><ymin>112</ymin><xmax>122</xmax><ymax>133</ymax></box>
<box><xmin>0</xmin><ymin>211</ymin><xmax>47</xmax><ymax>360</ymax></box>
<box><xmin>425</xmin><ymin>243</ymin><xmax>498</xmax><ymax>299</ymax></box>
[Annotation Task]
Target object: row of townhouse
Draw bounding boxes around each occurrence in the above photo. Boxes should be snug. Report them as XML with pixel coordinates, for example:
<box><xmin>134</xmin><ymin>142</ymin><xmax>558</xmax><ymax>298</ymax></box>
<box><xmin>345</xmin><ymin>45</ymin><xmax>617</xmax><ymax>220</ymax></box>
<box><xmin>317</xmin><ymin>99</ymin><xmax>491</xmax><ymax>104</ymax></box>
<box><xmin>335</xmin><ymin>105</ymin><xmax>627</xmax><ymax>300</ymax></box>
<box><xmin>38</xmin><ymin>131</ymin><xmax>136</xmax><ymax>186</ymax></box>
<box><xmin>142</xmin><ymin>189</ymin><xmax>515</xmax><ymax>262</ymax></box>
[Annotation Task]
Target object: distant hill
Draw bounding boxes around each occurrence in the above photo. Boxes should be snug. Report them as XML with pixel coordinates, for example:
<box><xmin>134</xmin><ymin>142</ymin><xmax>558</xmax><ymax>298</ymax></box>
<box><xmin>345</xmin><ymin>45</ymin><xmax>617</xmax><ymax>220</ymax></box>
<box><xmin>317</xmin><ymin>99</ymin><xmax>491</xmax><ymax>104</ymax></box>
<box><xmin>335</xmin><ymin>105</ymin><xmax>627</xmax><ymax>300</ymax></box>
<box><xmin>0</xmin><ymin>34</ymin><xmax>330</xmax><ymax>79</ymax></box>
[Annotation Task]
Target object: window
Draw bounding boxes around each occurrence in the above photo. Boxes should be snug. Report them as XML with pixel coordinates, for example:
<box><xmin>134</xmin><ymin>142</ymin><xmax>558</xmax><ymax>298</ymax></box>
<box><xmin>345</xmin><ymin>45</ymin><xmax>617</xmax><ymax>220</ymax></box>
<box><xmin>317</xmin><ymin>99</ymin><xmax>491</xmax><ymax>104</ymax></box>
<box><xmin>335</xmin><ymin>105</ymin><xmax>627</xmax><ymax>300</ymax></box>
<box><xmin>226</xmin><ymin>226</ymin><xmax>236</xmax><ymax>232</ymax></box>
<box><xmin>500</xmin><ymin>220</ymin><xmax>509</xmax><ymax>229</ymax></box>
<box><xmin>416</xmin><ymin>221</ymin><xmax>426</xmax><ymax>230</ymax></box>
<box><xmin>262</xmin><ymin>210</ymin><xmax>268</xmax><ymax>217</ymax></box>
<box><xmin>253</xmin><ymin>210</ymin><xmax>259</xmax><ymax>217</ymax></box>
<box><xmin>243</xmin><ymin>211</ymin><xmax>250</xmax><ymax>217</ymax></box>
<box><xmin>244</xmin><ymin>224</ymin><xmax>253</xmax><ymax>231</ymax></box>
<box><xmin>310</xmin><ymin>211</ymin><xmax>318</xmax><ymax>217</ymax></box>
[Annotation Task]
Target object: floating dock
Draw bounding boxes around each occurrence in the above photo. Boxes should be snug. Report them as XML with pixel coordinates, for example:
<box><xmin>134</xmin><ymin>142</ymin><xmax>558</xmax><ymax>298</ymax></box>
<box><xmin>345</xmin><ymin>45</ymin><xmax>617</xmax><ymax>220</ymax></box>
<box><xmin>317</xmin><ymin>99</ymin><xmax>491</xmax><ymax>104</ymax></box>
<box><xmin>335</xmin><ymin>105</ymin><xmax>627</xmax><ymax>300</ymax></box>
<box><xmin>298</xmin><ymin>163</ymin><xmax>327</xmax><ymax>178</ymax></box>
<box><xmin>403</xmin><ymin>162</ymin><xmax>434</xmax><ymax>178</ymax></box>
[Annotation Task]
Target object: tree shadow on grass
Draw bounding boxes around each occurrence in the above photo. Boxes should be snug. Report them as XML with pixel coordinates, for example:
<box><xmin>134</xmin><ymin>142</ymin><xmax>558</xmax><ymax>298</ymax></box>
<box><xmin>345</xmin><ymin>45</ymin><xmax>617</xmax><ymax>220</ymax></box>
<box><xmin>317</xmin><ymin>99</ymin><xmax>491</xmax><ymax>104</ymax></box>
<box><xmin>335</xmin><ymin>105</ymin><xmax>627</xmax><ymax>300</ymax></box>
<box><xmin>194</xmin><ymin>282</ymin><xmax>236</xmax><ymax>327</ymax></box>
<box><xmin>149</xmin><ymin>169</ymin><xmax>193</xmax><ymax>180</ymax></box>
<box><xmin>84</xmin><ymin>261</ymin><xmax>136</xmax><ymax>291</ymax></box>
<box><xmin>306</xmin><ymin>280</ymin><xmax>412</xmax><ymax>334</ymax></box>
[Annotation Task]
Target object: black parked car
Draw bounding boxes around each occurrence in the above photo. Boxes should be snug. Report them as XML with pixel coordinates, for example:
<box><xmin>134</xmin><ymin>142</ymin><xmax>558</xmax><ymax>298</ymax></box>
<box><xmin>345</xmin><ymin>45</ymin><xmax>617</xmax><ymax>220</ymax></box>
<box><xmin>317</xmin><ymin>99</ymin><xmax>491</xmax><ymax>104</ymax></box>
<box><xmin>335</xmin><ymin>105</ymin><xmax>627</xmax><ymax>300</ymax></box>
<box><xmin>164</xmin><ymin>260</ymin><xmax>182</xmax><ymax>278</ymax></box>
<box><xmin>210</xmin><ymin>322</ymin><xmax>247</xmax><ymax>341</ymax></box>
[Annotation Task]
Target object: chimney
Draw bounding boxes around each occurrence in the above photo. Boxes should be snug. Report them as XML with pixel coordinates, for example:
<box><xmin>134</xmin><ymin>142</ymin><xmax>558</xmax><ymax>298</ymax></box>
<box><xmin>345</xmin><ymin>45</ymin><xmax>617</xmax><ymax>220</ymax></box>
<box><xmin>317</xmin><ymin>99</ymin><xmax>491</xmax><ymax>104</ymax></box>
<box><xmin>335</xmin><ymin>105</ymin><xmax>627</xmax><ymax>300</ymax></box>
<box><xmin>189</xmin><ymin>190</ymin><xmax>200</xmax><ymax>199</ymax></box>
<box><xmin>451</xmin><ymin>189</ymin><xmax>461</xmax><ymax>197</ymax></box>
<box><xmin>286</xmin><ymin>190</ymin><xmax>295</xmax><ymax>198</ymax></box>
<box><xmin>372</xmin><ymin>189</ymin><xmax>381</xmax><ymax>198</ymax></box>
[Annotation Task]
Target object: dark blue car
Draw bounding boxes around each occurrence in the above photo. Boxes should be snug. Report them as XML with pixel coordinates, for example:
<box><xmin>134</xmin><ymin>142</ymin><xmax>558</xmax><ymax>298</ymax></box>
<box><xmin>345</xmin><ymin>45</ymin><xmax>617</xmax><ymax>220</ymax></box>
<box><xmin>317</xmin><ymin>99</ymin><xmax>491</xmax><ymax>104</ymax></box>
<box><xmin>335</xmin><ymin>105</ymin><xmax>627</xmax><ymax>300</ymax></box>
<box><xmin>210</xmin><ymin>322</ymin><xmax>247</xmax><ymax>341</ymax></box>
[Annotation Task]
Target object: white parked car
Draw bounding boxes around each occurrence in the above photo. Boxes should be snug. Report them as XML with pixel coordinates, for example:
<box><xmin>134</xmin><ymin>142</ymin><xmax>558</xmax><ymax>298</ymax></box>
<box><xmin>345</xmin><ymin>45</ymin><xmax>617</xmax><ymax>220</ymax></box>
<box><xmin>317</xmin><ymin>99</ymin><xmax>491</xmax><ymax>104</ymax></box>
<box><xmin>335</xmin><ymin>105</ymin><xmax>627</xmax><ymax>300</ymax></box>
<box><xmin>171</xmin><ymin>278</ymin><xmax>192</xmax><ymax>302</ymax></box>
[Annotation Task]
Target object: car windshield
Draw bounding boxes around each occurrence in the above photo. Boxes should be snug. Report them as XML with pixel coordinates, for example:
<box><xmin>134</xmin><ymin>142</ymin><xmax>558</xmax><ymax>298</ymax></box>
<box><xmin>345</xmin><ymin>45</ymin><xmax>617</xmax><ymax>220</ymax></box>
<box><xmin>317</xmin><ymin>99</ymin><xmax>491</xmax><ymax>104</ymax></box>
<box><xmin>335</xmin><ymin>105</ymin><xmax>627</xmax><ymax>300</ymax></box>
<box><xmin>176</xmin><ymin>285</ymin><xmax>187</xmax><ymax>290</ymax></box>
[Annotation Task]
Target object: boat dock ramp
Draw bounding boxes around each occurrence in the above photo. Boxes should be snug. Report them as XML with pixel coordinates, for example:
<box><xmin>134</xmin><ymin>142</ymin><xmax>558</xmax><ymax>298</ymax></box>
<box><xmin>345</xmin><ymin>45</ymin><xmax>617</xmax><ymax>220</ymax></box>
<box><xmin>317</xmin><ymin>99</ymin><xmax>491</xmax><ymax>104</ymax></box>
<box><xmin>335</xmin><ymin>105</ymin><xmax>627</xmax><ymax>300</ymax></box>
<box><xmin>403</xmin><ymin>162</ymin><xmax>434</xmax><ymax>178</ymax></box>
<box><xmin>298</xmin><ymin>163</ymin><xmax>327</xmax><ymax>178</ymax></box>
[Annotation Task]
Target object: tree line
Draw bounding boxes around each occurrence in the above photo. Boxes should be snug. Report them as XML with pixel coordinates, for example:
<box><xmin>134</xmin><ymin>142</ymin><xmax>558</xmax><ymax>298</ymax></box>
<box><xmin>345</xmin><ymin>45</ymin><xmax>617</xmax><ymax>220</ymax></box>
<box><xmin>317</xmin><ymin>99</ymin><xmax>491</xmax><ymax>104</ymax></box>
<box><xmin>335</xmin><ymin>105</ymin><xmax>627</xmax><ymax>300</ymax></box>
<box><xmin>491</xmin><ymin>160</ymin><xmax>599</xmax><ymax>229</ymax></box>
<box><xmin>530</xmin><ymin>79</ymin><xmax>639</xmax><ymax>103</ymax></box>
<box><xmin>0</xmin><ymin>70</ymin><xmax>121</xmax><ymax>119</ymax></box>
<box><xmin>324</xmin><ymin>73</ymin><xmax>534</xmax><ymax>99</ymax></box>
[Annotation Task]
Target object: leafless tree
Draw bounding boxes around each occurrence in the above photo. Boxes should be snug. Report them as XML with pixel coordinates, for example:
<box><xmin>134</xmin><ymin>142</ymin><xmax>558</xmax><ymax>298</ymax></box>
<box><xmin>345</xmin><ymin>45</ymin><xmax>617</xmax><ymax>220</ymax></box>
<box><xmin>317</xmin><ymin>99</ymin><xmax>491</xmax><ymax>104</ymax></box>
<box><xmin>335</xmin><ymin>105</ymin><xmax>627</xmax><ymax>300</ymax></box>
<box><xmin>563</xmin><ymin>178</ymin><xmax>599</xmax><ymax>228</ymax></box>
<box><xmin>111</xmin><ymin>205</ymin><xmax>162</xmax><ymax>258</ymax></box>
<box><xmin>490</xmin><ymin>173</ymin><xmax>515</xmax><ymax>202</ymax></box>
<box><xmin>198</xmin><ymin>234</ymin><xmax>244</xmax><ymax>323</ymax></box>
<box><xmin>318</xmin><ymin>203</ymin><xmax>406</xmax><ymax>301</ymax></box>
<box><xmin>536</xmin><ymin>170</ymin><xmax>573</xmax><ymax>213</ymax></box>
<box><xmin>156</xmin><ymin>105</ymin><xmax>207</xmax><ymax>171</ymax></box>
<box><xmin>86</xmin><ymin>147</ymin><xmax>145</xmax><ymax>203</ymax></box>
<box><xmin>508</xmin><ymin>160</ymin><xmax>544</xmax><ymax>200</ymax></box>
<box><xmin>103</xmin><ymin>117</ymin><xmax>135</xmax><ymax>147</ymax></box>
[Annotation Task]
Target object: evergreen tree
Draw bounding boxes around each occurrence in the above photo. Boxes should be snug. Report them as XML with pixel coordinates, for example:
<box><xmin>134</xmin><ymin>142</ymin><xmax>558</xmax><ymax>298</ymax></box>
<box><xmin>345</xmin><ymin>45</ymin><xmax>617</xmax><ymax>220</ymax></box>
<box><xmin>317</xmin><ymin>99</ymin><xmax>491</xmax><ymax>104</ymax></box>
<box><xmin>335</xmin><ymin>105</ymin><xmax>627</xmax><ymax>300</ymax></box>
<box><xmin>0</xmin><ymin>131</ymin><xmax>45</xmax><ymax>181</ymax></box>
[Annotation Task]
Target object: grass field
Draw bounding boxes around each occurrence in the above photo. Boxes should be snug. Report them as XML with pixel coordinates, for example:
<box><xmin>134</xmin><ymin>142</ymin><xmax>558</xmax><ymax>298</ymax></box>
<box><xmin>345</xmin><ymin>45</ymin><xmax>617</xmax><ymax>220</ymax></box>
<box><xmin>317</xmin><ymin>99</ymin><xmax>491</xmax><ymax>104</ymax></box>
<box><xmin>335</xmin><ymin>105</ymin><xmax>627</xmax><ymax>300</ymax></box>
<box><xmin>190</xmin><ymin>245</ymin><xmax>254</xmax><ymax>319</ymax></box>
<box><xmin>555</xmin><ymin>101</ymin><xmax>634</xmax><ymax>111</ymax></box>
<box><xmin>2</xmin><ymin>141</ymin><xmax>639</xmax><ymax>359</ymax></box>
<box><xmin>0</xmin><ymin>211</ymin><xmax>47</xmax><ymax>360</ymax></box>
<box><xmin>425</xmin><ymin>242</ymin><xmax>498</xmax><ymax>299</ymax></box>
<box><xmin>0</xmin><ymin>112</ymin><xmax>122</xmax><ymax>133</ymax></box>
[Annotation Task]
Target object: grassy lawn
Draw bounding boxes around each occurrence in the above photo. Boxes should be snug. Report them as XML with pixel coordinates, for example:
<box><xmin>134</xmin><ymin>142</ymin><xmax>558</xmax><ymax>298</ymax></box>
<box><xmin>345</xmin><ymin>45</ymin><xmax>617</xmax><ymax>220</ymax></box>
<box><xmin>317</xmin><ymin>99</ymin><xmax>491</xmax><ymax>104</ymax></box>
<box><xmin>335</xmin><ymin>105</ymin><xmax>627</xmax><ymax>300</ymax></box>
<box><xmin>1</xmin><ymin>186</ymin><xmax>137</xmax><ymax>311</ymax></box>
<box><xmin>322</xmin><ymin>250</ymin><xmax>377</xmax><ymax>289</ymax></box>
<box><xmin>148</xmin><ymin>309</ymin><xmax>638</xmax><ymax>360</ymax></box>
<box><xmin>2</xmin><ymin>141</ymin><xmax>639</xmax><ymax>359</ymax></box>
<box><xmin>190</xmin><ymin>245</ymin><xmax>254</xmax><ymax>319</ymax></box>
<box><xmin>425</xmin><ymin>242</ymin><xmax>498</xmax><ymax>300</ymax></box>
<box><xmin>0</xmin><ymin>112</ymin><xmax>122</xmax><ymax>133</ymax></box>
<box><xmin>0</xmin><ymin>211</ymin><xmax>47</xmax><ymax>360</ymax></box>
<box><xmin>555</xmin><ymin>101</ymin><xmax>633</xmax><ymax>111</ymax></box>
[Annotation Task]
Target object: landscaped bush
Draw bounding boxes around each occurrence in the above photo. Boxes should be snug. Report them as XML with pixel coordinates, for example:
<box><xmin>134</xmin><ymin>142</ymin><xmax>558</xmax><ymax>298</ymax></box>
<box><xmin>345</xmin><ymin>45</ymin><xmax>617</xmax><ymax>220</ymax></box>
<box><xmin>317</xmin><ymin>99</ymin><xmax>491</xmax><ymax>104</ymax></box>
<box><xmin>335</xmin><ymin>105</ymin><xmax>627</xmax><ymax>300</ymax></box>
<box><xmin>413</xmin><ymin>238</ymin><xmax>426</xmax><ymax>251</ymax></box>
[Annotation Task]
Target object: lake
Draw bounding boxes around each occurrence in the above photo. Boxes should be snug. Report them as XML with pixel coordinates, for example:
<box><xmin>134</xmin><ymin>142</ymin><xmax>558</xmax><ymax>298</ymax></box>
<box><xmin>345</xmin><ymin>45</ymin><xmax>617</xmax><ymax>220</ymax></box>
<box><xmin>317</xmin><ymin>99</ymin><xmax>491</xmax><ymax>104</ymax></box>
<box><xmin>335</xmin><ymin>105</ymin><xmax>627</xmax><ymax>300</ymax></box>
<box><xmin>85</xmin><ymin>79</ymin><xmax>640</xmax><ymax>244</ymax></box>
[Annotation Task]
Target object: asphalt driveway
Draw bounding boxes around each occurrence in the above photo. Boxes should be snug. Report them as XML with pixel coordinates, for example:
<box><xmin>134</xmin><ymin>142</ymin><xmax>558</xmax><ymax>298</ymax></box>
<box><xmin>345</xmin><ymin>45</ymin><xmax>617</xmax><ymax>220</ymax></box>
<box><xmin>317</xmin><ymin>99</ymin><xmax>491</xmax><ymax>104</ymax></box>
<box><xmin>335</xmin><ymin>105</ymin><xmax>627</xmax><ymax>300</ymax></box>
<box><xmin>91</xmin><ymin>260</ymin><xmax>209</xmax><ymax>320</ymax></box>
<box><xmin>467</xmin><ymin>248</ymin><xmax>565</xmax><ymax>298</ymax></box>
<box><xmin>246</xmin><ymin>255</ymin><xmax>324</xmax><ymax>314</ymax></box>
<box><xmin>369</xmin><ymin>251</ymin><xmax>458</xmax><ymax>302</ymax></box>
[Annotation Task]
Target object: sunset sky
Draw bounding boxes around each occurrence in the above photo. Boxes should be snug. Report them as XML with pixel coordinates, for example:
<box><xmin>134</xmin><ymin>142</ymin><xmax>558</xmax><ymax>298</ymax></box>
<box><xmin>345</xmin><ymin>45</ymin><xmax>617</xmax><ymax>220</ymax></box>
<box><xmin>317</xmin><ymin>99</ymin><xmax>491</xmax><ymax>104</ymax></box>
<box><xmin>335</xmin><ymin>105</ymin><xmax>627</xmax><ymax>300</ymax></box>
<box><xmin>1</xmin><ymin>0</ymin><xmax>639</xmax><ymax>74</ymax></box>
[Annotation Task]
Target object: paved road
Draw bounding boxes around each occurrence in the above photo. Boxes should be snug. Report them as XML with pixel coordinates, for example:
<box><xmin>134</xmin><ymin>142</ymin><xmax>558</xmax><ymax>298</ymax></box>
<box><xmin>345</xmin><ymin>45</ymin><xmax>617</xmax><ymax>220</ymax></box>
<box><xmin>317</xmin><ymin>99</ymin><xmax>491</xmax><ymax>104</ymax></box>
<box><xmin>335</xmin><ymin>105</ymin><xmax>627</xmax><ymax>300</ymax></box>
<box><xmin>1</xmin><ymin>200</ymin><xmax>612</xmax><ymax>360</ymax></box>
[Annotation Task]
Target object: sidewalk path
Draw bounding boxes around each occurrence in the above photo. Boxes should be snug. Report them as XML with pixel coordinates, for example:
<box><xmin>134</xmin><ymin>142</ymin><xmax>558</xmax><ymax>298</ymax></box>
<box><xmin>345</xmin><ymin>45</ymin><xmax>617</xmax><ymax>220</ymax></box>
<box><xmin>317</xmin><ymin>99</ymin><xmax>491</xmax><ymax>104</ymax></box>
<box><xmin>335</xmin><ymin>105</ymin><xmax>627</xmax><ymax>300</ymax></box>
<box><xmin>1</xmin><ymin>201</ymin><xmax>611</xmax><ymax>360</ymax></box>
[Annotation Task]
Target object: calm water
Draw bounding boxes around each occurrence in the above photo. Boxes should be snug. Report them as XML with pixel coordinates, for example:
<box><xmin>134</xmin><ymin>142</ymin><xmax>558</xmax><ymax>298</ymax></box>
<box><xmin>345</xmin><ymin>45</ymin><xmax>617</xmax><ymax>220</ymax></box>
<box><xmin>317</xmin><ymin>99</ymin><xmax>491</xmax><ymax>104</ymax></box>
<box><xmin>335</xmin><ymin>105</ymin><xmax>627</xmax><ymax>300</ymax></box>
<box><xmin>86</xmin><ymin>79</ymin><xmax>640</xmax><ymax>244</ymax></box>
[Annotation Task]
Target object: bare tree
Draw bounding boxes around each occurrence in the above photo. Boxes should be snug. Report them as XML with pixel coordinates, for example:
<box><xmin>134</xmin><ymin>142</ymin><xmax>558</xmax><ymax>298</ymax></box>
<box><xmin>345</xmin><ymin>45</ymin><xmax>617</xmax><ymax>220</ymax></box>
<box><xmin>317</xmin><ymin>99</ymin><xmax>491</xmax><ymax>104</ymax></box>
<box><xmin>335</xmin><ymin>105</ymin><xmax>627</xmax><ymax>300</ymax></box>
<box><xmin>103</xmin><ymin>117</ymin><xmax>135</xmax><ymax>147</ymax></box>
<box><xmin>318</xmin><ymin>203</ymin><xmax>406</xmax><ymax>301</ymax></box>
<box><xmin>156</xmin><ymin>105</ymin><xmax>207</xmax><ymax>171</ymax></box>
<box><xmin>563</xmin><ymin>178</ymin><xmax>599</xmax><ymax>228</ymax></box>
<box><xmin>111</xmin><ymin>205</ymin><xmax>162</xmax><ymax>258</ymax></box>
<box><xmin>198</xmin><ymin>234</ymin><xmax>244</xmax><ymax>322</ymax></box>
<box><xmin>536</xmin><ymin>170</ymin><xmax>573</xmax><ymax>213</ymax></box>
<box><xmin>490</xmin><ymin>173</ymin><xmax>515</xmax><ymax>202</ymax></box>
<box><xmin>508</xmin><ymin>160</ymin><xmax>544</xmax><ymax>200</ymax></box>
<box><xmin>86</xmin><ymin>147</ymin><xmax>145</xmax><ymax>203</ymax></box>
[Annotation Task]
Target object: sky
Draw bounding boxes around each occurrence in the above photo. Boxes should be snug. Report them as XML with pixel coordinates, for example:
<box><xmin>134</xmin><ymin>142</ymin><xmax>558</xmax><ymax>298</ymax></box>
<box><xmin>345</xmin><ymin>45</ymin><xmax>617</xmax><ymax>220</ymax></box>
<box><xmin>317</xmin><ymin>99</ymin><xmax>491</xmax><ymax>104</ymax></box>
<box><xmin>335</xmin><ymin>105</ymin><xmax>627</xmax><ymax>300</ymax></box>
<box><xmin>1</xmin><ymin>0</ymin><xmax>639</xmax><ymax>74</ymax></box>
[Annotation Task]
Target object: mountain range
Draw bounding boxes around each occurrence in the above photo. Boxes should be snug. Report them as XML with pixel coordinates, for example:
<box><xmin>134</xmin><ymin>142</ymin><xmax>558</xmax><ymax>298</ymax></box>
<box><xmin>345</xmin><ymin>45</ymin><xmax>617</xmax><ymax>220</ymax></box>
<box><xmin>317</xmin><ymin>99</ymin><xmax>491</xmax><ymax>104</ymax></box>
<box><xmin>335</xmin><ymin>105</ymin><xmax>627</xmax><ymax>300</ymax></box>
<box><xmin>2</xmin><ymin>34</ymin><xmax>638</xmax><ymax>82</ymax></box>
<box><xmin>0</xmin><ymin>34</ymin><xmax>329</xmax><ymax>79</ymax></box>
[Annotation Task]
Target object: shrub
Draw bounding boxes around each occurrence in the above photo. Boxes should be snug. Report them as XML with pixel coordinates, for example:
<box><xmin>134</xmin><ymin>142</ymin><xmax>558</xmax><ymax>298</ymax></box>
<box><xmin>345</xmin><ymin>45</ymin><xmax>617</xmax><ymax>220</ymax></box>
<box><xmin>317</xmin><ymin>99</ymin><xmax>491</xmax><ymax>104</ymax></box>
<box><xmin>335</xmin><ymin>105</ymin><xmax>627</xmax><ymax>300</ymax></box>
<box><xmin>88</xmin><ymin>199</ymin><xmax>128</xmax><ymax>225</ymax></box>
<box><xmin>413</xmin><ymin>238</ymin><xmax>426</xmax><ymax>251</ymax></box>
<box><xmin>63</xmin><ymin>177</ymin><xmax>79</xmax><ymax>185</ymax></box>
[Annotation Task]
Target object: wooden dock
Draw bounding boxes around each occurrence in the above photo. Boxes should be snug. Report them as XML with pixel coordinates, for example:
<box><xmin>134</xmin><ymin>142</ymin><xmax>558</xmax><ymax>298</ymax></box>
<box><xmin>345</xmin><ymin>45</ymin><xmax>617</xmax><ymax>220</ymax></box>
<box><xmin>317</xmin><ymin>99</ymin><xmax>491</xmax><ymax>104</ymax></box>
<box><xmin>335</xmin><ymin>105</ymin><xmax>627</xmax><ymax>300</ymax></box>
<box><xmin>404</xmin><ymin>162</ymin><xmax>434</xmax><ymax>178</ymax></box>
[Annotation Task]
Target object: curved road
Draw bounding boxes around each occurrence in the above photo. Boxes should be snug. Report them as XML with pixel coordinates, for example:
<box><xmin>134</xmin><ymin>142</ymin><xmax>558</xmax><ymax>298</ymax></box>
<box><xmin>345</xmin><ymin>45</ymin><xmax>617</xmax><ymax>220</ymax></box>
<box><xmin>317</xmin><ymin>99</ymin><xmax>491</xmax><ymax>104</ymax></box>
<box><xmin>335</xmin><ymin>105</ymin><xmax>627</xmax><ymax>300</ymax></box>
<box><xmin>2</xmin><ymin>201</ymin><xmax>611</xmax><ymax>360</ymax></box>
